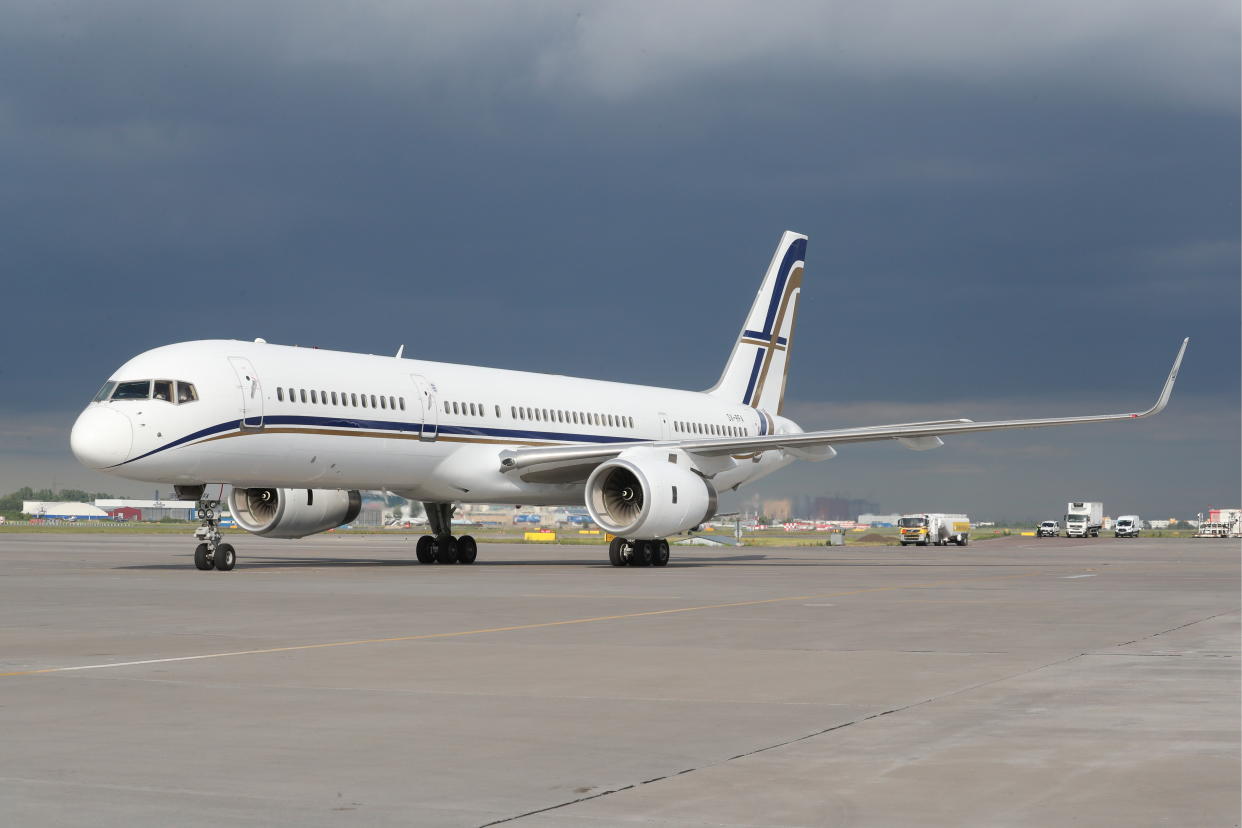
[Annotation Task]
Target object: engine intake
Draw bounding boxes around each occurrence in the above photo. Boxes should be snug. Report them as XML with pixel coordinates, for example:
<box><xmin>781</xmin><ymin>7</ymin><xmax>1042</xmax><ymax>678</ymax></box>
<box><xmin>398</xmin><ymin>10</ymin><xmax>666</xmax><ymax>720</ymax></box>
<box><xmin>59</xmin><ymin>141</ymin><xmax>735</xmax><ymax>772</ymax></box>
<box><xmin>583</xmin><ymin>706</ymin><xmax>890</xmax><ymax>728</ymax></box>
<box><xmin>228</xmin><ymin>487</ymin><xmax>362</xmax><ymax>539</ymax></box>
<box><xmin>586</xmin><ymin>449</ymin><xmax>717</xmax><ymax>539</ymax></box>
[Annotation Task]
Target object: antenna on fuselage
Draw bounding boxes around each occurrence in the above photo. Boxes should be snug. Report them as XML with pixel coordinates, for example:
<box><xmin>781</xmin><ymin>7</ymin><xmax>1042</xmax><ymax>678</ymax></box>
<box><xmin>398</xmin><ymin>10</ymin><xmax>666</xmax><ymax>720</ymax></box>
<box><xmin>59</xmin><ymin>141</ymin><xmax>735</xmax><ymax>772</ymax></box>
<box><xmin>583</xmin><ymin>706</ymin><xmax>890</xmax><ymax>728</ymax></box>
<box><xmin>395</xmin><ymin>345</ymin><xmax>404</xmax><ymax>358</ymax></box>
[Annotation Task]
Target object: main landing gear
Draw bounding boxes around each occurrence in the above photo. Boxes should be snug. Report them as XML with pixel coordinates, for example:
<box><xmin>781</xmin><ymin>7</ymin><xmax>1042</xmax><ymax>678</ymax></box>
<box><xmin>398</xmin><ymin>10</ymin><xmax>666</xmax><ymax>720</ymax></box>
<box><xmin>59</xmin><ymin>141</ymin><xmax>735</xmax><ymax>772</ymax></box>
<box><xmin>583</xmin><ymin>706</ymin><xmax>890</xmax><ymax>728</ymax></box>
<box><xmin>608</xmin><ymin>537</ymin><xmax>671</xmax><ymax>567</ymax></box>
<box><xmin>416</xmin><ymin>502</ymin><xmax>478</xmax><ymax>565</ymax></box>
<box><xmin>192</xmin><ymin>499</ymin><xmax>235</xmax><ymax>571</ymax></box>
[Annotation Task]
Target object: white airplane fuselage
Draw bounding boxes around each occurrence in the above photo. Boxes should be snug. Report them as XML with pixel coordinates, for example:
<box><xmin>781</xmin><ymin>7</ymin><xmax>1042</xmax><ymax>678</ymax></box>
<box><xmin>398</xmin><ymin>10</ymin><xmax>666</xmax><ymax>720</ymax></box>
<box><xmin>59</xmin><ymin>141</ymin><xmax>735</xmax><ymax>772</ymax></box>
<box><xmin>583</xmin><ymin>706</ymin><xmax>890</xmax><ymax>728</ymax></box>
<box><xmin>71</xmin><ymin>339</ymin><xmax>797</xmax><ymax>505</ymax></box>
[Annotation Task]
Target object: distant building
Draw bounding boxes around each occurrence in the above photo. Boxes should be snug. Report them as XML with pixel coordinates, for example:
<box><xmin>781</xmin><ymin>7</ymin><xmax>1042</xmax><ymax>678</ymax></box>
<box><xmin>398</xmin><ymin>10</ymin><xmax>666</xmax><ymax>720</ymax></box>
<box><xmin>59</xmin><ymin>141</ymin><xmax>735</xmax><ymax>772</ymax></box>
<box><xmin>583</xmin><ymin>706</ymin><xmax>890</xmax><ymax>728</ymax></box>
<box><xmin>795</xmin><ymin>495</ymin><xmax>881</xmax><ymax>521</ymax></box>
<box><xmin>762</xmin><ymin>499</ymin><xmax>793</xmax><ymax>522</ymax></box>
<box><xmin>22</xmin><ymin>501</ymin><xmax>110</xmax><ymax>520</ymax></box>
<box><xmin>858</xmin><ymin>513</ymin><xmax>901</xmax><ymax>527</ymax></box>
<box><xmin>94</xmin><ymin>499</ymin><xmax>197</xmax><ymax>521</ymax></box>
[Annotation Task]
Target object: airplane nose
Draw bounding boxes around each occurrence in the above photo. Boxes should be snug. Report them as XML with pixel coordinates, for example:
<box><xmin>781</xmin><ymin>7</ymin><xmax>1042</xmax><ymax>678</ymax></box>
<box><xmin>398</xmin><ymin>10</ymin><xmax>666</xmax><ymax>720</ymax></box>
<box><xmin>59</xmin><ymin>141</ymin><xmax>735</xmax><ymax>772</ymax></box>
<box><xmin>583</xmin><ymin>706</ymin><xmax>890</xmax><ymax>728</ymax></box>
<box><xmin>70</xmin><ymin>406</ymin><xmax>133</xmax><ymax>469</ymax></box>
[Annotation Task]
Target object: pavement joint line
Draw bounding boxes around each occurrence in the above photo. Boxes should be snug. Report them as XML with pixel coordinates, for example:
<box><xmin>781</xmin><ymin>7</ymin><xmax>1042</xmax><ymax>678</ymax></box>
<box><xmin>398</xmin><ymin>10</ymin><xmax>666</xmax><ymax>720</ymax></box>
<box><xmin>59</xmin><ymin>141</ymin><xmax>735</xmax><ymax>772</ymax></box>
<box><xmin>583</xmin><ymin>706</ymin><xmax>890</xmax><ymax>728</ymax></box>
<box><xmin>0</xmin><ymin>571</ymin><xmax>1044</xmax><ymax>679</ymax></box>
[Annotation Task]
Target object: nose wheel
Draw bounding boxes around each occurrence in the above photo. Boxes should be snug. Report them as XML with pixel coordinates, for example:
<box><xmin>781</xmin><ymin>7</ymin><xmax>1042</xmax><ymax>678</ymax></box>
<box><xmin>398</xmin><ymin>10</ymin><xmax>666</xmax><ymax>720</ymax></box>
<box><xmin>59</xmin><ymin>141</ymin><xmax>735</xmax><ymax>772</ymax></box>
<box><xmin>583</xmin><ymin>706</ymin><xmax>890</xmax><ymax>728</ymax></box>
<box><xmin>192</xmin><ymin>500</ymin><xmax>236</xmax><ymax>571</ymax></box>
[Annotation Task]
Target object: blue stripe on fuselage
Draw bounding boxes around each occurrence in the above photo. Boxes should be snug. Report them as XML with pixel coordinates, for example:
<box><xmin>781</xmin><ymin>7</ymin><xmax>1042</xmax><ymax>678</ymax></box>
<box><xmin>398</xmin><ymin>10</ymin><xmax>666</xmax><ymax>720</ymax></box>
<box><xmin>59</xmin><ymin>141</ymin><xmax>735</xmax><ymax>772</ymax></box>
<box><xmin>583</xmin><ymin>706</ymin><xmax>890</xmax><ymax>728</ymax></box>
<box><xmin>113</xmin><ymin>414</ymin><xmax>639</xmax><ymax>467</ymax></box>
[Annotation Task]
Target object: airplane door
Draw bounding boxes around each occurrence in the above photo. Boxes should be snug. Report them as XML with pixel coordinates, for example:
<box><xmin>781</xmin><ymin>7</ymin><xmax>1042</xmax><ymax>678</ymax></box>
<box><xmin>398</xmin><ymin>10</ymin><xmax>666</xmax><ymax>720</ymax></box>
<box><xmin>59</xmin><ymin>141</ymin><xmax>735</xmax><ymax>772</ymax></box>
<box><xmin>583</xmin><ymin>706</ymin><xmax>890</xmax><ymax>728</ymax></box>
<box><xmin>657</xmin><ymin>411</ymin><xmax>671</xmax><ymax>441</ymax></box>
<box><xmin>228</xmin><ymin>356</ymin><xmax>264</xmax><ymax>429</ymax></box>
<box><xmin>410</xmin><ymin>375</ymin><xmax>438</xmax><ymax>441</ymax></box>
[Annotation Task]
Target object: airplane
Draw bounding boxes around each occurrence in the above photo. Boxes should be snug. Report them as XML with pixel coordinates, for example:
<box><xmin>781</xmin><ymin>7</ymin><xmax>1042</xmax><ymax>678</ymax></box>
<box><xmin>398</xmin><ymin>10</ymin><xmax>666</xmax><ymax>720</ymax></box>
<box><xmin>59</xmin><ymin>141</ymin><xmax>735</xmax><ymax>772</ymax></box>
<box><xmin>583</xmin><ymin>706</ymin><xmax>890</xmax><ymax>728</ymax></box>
<box><xmin>69</xmin><ymin>231</ymin><xmax>1189</xmax><ymax>571</ymax></box>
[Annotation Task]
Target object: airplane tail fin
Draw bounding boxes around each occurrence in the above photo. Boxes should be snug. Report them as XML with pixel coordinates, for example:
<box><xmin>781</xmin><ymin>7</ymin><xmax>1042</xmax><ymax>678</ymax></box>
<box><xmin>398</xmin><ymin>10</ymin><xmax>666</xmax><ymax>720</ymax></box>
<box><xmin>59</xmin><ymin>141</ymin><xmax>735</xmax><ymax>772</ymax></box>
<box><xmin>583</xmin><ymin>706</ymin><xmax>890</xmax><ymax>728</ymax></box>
<box><xmin>707</xmin><ymin>231</ymin><xmax>807</xmax><ymax>414</ymax></box>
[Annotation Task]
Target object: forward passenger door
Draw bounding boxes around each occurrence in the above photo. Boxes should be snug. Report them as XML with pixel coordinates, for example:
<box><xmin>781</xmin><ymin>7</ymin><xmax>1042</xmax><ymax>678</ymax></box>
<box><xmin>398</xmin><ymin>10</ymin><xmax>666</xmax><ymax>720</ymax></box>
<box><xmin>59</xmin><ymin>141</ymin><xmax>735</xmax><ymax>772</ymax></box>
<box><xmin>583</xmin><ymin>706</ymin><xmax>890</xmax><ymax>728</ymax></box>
<box><xmin>409</xmin><ymin>375</ymin><xmax>438</xmax><ymax>441</ymax></box>
<box><xmin>228</xmin><ymin>356</ymin><xmax>264</xmax><ymax>429</ymax></box>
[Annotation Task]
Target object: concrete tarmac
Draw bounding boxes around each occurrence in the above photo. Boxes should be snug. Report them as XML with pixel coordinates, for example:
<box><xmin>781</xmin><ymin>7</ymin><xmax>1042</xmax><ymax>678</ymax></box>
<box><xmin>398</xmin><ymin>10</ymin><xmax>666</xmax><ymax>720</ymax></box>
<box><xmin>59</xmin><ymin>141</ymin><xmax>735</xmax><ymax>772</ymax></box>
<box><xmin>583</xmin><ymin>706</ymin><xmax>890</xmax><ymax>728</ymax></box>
<box><xmin>0</xmin><ymin>533</ymin><xmax>1237</xmax><ymax>827</ymax></box>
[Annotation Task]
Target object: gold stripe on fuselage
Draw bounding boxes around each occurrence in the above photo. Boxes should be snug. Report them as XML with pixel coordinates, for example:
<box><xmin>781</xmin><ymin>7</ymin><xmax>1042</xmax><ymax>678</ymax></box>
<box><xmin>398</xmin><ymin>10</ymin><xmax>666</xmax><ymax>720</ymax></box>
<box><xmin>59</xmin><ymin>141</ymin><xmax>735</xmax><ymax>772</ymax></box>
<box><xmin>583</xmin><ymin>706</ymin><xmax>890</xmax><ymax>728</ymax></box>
<box><xmin>190</xmin><ymin>427</ymin><xmax>560</xmax><ymax>450</ymax></box>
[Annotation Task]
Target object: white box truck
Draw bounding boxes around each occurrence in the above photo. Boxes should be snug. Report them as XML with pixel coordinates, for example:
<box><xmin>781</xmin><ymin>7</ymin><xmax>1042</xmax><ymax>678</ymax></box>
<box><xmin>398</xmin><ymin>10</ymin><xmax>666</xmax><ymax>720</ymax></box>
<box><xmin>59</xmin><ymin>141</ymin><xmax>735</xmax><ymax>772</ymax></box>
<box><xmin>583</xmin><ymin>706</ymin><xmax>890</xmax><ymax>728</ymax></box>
<box><xmin>1064</xmin><ymin>502</ymin><xmax>1103</xmax><ymax>538</ymax></box>
<box><xmin>898</xmin><ymin>513</ymin><xmax>971</xmax><ymax>546</ymax></box>
<box><xmin>1114</xmin><ymin>515</ymin><xmax>1141</xmax><ymax>538</ymax></box>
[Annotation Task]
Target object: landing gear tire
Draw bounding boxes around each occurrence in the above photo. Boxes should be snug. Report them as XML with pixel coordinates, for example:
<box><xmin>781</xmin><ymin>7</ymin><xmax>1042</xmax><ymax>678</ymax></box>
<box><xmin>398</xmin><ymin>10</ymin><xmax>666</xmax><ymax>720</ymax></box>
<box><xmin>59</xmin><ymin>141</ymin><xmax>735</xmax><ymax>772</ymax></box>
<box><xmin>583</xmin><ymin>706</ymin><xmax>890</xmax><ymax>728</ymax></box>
<box><xmin>194</xmin><ymin>543</ymin><xmax>212</xmax><ymax>571</ymax></box>
<box><xmin>651</xmin><ymin>540</ymin><xmax>670</xmax><ymax>567</ymax></box>
<box><xmin>630</xmin><ymin>540</ymin><xmax>653</xmax><ymax>567</ymax></box>
<box><xmin>416</xmin><ymin>535</ymin><xmax>436</xmax><ymax>564</ymax></box>
<box><xmin>457</xmin><ymin>535</ymin><xmax>478</xmax><ymax>564</ymax></box>
<box><xmin>213</xmin><ymin>543</ymin><xmax>236</xmax><ymax>571</ymax></box>
<box><xmin>435</xmin><ymin>536</ymin><xmax>459</xmax><ymax>564</ymax></box>
<box><xmin>608</xmin><ymin>537</ymin><xmax>628</xmax><ymax>567</ymax></box>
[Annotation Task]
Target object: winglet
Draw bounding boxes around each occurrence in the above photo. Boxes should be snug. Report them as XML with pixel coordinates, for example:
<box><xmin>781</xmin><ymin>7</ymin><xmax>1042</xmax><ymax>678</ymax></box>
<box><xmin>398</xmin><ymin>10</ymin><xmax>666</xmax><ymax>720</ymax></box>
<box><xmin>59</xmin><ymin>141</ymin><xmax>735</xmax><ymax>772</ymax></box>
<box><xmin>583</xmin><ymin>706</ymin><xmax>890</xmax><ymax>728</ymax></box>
<box><xmin>1136</xmin><ymin>338</ymin><xmax>1188</xmax><ymax>418</ymax></box>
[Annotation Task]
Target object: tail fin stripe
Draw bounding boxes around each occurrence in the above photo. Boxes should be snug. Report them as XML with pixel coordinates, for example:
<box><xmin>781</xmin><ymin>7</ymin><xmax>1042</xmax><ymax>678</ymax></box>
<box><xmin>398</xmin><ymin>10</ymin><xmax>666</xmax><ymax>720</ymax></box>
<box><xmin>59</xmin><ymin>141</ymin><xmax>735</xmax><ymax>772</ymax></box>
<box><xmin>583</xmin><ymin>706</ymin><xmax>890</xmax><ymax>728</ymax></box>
<box><xmin>742</xmin><ymin>350</ymin><xmax>765</xmax><ymax>406</ymax></box>
<box><xmin>759</xmin><ymin>238</ymin><xmax>807</xmax><ymax>334</ymax></box>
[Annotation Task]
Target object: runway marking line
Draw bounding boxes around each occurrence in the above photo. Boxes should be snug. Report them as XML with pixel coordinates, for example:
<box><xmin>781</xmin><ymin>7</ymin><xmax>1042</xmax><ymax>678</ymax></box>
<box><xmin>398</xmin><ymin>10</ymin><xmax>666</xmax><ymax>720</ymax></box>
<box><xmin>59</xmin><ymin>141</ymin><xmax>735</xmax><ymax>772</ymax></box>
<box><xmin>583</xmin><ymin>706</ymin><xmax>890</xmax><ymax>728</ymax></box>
<box><xmin>0</xmin><ymin>571</ymin><xmax>1043</xmax><ymax>679</ymax></box>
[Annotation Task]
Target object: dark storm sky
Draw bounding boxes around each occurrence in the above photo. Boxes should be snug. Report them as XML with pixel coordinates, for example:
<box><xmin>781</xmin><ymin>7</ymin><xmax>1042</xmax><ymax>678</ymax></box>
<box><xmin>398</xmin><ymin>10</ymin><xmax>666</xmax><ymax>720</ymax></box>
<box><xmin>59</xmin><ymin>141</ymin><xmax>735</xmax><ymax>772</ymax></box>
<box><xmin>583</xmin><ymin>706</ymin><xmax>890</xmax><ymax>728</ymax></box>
<box><xmin>1</xmin><ymin>1</ymin><xmax>1237</xmax><ymax>517</ymax></box>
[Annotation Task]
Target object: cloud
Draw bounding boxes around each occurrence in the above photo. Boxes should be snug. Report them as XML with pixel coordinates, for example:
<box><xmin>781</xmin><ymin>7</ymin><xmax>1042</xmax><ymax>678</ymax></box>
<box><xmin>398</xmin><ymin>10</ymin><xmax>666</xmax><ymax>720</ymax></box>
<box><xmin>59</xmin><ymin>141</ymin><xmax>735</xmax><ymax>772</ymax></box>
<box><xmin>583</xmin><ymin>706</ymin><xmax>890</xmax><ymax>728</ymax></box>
<box><xmin>3</xmin><ymin>0</ymin><xmax>1238</xmax><ymax>120</ymax></box>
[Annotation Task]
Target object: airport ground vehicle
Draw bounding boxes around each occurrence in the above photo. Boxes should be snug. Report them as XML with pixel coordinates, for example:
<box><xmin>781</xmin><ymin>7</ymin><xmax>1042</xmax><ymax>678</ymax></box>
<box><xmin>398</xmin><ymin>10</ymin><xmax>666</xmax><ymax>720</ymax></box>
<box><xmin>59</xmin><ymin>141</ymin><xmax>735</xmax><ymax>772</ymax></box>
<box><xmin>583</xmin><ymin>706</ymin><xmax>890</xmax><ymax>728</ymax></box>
<box><xmin>898</xmin><ymin>513</ymin><xmax>971</xmax><ymax>546</ymax></box>
<box><xmin>1195</xmin><ymin>509</ymin><xmax>1242</xmax><ymax>538</ymax></box>
<box><xmin>1065</xmin><ymin>502</ymin><xmax>1103</xmax><ymax>538</ymax></box>
<box><xmin>1037</xmin><ymin>520</ymin><xmax>1059</xmax><ymax>537</ymax></box>
<box><xmin>1114</xmin><ymin>515</ymin><xmax>1141</xmax><ymax>538</ymax></box>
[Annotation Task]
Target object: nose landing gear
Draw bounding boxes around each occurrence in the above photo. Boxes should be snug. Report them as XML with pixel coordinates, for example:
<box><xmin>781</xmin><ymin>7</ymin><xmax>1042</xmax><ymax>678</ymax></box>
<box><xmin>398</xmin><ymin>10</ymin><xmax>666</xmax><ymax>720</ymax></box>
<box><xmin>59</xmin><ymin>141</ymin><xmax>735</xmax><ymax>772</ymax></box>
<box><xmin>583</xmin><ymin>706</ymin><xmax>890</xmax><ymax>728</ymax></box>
<box><xmin>192</xmin><ymin>500</ymin><xmax>236</xmax><ymax>571</ymax></box>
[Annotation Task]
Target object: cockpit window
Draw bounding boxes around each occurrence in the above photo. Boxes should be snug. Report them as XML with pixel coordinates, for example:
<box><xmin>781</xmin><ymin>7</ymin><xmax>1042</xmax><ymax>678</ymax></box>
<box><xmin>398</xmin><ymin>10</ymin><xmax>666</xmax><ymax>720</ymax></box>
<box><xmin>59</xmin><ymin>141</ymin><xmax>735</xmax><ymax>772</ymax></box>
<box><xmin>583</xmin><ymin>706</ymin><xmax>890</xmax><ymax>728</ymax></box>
<box><xmin>113</xmin><ymin>380</ymin><xmax>152</xmax><ymax>400</ymax></box>
<box><xmin>101</xmin><ymin>379</ymin><xmax>198</xmax><ymax>403</ymax></box>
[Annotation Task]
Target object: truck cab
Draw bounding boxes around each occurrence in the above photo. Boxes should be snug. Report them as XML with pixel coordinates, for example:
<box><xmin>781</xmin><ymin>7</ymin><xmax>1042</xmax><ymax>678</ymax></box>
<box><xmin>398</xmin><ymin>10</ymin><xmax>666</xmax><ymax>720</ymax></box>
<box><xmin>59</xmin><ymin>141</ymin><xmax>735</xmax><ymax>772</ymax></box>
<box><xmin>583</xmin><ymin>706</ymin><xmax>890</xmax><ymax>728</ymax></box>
<box><xmin>1114</xmin><ymin>516</ymin><xmax>1141</xmax><ymax>538</ymax></box>
<box><xmin>1037</xmin><ymin>520</ymin><xmax>1059</xmax><ymax>537</ymax></box>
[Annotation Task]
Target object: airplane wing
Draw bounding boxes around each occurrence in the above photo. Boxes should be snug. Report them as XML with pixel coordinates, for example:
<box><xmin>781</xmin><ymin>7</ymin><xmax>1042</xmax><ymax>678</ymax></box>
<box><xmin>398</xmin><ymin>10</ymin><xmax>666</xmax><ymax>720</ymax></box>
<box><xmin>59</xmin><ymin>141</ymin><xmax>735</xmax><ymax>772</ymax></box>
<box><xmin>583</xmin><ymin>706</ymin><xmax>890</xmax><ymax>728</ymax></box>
<box><xmin>499</xmin><ymin>338</ymin><xmax>1188</xmax><ymax>480</ymax></box>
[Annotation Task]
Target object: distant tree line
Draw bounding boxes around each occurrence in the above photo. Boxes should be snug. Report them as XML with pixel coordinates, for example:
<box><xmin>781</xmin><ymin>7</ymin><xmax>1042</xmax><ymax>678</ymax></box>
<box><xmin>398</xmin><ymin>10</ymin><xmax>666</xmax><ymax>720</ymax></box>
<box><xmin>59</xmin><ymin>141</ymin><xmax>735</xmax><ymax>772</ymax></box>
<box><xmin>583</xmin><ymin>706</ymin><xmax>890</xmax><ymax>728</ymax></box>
<box><xmin>0</xmin><ymin>487</ymin><xmax>120</xmax><ymax>514</ymax></box>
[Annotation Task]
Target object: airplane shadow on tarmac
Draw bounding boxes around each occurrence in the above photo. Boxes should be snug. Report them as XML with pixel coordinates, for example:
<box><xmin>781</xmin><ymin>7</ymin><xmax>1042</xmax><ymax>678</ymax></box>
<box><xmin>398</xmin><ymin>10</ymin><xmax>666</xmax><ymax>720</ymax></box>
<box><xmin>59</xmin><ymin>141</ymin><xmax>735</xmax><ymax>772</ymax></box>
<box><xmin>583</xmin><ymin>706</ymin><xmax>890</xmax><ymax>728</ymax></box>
<box><xmin>114</xmin><ymin>553</ymin><xmax>1057</xmax><ymax>571</ymax></box>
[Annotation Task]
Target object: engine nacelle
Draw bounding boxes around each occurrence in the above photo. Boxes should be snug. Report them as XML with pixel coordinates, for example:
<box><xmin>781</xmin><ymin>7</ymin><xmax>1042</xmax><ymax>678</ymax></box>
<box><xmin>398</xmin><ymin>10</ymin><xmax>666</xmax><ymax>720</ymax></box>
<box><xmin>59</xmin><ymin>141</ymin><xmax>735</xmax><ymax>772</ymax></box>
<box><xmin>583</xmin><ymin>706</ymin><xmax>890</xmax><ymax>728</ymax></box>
<box><xmin>585</xmin><ymin>449</ymin><xmax>718</xmax><ymax>540</ymax></box>
<box><xmin>228</xmin><ymin>487</ymin><xmax>363</xmax><ymax>539</ymax></box>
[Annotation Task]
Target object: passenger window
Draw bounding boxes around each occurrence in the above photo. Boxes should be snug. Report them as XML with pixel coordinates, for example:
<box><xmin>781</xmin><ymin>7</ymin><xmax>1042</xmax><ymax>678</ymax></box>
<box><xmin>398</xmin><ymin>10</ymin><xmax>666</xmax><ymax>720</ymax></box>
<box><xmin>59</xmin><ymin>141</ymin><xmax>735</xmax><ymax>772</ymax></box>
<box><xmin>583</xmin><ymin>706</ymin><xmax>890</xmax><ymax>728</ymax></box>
<box><xmin>349</xmin><ymin>393</ymin><xmax>356</xmax><ymax>407</ymax></box>
<box><xmin>401</xmin><ymin>398</ymin><xmax>407</xmax><ymax>411</ymax></box>
<box><xmin>452</xmin><ymin>401</ymin><xmax>459</xmax><ymax>415</ymax></box>
<box><xmin>298</xmin><ymin>389</ymin><xmax>306</xmax><ymax>403</ymax></box>
<box><xmin>112</xmin><ymin>380</ymin><xmax>151</xmax><ymax>400</ymax></box>
<box><xmin>370</xmin><ymin>395</ymin><xmax>377</xmax><ymax>408</ymax></box>
<box><xmin>468</xmin><ymin>403</ymin><xmax>475</xmax><ymax>416</ymax></box>
<box><xmin>391</xmin><ymin>396</ymin><xmax>396</xmax><ymax>410</ymax></box>
<box><xmin>331</xmin><ymin>391</ymin><xmax>338</xmax><ymax>405</ymax></box>
<box><xmin>311</xmin><ymin>390</ymin><xmax>318</xmax><ymax>404</ymax></box>
<box><xmin>494</xmin><ymin>404</ymin><xmax>500</xmax><ymax>417</ymax></box>
<box><xmin>277</xmin><ymin>388</ymin><xmax>285</xmax><ymax>402</ymax></box>
<box><xmin>92</xmin><ymin>381</ymin><xmax>118</xmax><ymax>402</ymax></box>
<box><xmin>380</xmin><ymin>396</ymin><xmax>387</xmax><ymax>410</ymax></box>
<box><xmin>360</xmin><ymin>395</ymin><xmax>367</xmax><ymax>408</ymax></box>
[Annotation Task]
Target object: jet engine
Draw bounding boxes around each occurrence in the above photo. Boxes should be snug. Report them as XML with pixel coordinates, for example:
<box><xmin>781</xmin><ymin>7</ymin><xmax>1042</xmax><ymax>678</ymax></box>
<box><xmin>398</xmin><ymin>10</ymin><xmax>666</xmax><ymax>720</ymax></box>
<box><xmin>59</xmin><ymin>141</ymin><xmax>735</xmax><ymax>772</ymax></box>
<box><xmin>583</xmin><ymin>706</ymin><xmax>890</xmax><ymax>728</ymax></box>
<box><xmin>228</xmin><ymin>487</ymin><xmax>363</xmax><ymax>539</ymax></box>
<box><xmin>585</xmin><ymin>449</ymin><xmax>718</xmax><ymax>540</ymax></box>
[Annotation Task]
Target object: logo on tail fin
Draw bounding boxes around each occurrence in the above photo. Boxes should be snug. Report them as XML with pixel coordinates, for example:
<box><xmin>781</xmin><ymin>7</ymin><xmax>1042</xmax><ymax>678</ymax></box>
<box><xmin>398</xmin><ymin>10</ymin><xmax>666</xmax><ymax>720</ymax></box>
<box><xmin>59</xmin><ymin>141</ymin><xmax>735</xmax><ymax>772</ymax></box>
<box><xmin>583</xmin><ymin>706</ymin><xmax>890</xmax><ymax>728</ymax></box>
<box><xmin>708</xmin><ymin>232</ymin><xmax>807</xmax><ymax>414</ymax></box>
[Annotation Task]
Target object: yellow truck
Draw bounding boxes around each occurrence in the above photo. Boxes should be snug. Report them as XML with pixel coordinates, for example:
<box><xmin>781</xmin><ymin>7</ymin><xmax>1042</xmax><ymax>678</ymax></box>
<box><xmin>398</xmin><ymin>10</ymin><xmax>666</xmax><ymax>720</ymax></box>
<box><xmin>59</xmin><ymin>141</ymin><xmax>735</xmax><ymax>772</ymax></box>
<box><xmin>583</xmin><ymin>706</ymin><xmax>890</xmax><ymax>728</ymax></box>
<box><xmin>898</xmin><ymin>513</ymin><xmax>972</xmax><ymax>546</ymax></box>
